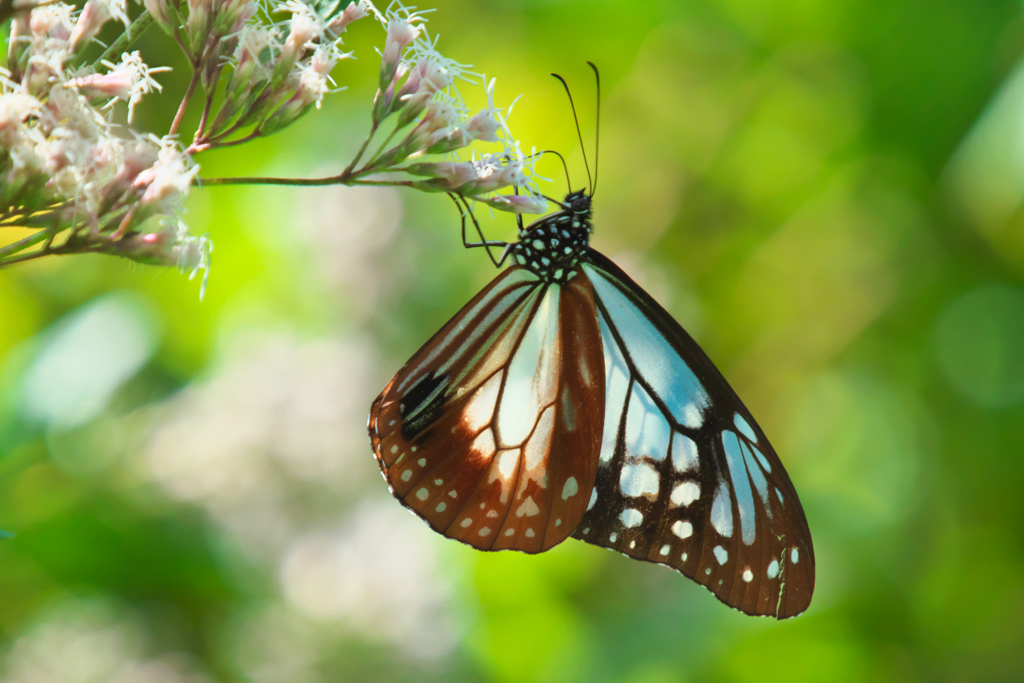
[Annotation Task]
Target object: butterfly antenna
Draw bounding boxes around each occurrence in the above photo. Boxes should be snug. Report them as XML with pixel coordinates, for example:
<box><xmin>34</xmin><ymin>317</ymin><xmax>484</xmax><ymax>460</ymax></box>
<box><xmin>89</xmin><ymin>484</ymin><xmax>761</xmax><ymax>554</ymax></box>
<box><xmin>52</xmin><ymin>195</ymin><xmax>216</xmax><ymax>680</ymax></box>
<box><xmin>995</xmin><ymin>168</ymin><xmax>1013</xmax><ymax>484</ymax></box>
<box><xmin>551</xmin><ymin>72</ymin><xmax>593</xmax><ymax>195</ymax></box>
<box><xmin>587</xmin><ymin>61</ymin><xmax>601</xmax><ymax>196</ymax></box>
<box><xmin>542</xmin><ymin>149</ymin><xmax>573</xmax><ymax>193</ymax></box>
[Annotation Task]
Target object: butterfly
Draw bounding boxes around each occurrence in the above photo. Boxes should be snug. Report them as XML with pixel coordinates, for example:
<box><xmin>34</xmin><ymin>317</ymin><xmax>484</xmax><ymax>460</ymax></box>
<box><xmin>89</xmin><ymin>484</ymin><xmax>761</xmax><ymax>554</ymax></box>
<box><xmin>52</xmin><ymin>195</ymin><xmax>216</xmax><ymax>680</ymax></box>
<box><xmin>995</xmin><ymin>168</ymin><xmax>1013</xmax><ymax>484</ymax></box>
<box><xmin>368</xmin><ymin>67</ymin><xmax>814</xmax><ymax>619</ymax></box>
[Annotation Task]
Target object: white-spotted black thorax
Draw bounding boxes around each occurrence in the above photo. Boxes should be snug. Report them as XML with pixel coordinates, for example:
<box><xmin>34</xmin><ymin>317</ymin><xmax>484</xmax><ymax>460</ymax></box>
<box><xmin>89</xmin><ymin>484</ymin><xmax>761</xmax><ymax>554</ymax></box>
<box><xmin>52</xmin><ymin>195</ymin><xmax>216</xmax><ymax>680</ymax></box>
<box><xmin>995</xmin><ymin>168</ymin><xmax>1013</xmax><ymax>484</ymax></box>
<box><xmin>511</xmin><ymin>190</ymin><xmax>592</xmax><ymax>283</ymax></box>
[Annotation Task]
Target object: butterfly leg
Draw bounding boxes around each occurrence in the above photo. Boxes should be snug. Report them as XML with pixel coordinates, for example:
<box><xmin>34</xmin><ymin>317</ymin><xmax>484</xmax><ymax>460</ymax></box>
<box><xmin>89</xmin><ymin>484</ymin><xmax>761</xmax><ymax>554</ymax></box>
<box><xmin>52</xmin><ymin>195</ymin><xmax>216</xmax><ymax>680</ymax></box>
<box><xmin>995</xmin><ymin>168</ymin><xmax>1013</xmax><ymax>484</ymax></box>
<box><xmin>448</xmin><ymin>193</ymin><xmax>508</xmax><ymax>268</ymax></box>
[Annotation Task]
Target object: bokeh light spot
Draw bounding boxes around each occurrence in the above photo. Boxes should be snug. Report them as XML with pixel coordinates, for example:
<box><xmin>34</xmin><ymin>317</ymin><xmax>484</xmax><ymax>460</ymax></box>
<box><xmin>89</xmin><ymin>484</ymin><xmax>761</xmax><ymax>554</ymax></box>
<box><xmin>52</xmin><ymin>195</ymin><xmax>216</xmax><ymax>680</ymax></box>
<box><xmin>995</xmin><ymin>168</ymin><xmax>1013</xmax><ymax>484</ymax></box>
<box><xmin>934</xmin><ymin>284</ymin><xmax>1024</xmax><ymax>407</ymax></box>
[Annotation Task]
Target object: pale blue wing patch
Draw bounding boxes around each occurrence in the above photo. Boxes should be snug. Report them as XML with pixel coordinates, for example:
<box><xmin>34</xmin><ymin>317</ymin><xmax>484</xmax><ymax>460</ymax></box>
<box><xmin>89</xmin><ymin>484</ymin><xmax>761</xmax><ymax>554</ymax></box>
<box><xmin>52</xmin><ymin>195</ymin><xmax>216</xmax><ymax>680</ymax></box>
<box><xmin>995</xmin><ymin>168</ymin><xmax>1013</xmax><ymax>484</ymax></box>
<box><xmin>496</xmin><ymin>285</ymin><xmax>561</xmax><ymax>447</ymax></box>
<box><xmin>597</xmin><ymin>304</ymin><xmax>630</xmax><ymax>465</ymax></box>
<box><xmin>733</xmin><ymin>413</ymin><xmax>758</xmax><ymax>443</ymax></box>
<box><xmin>722</xmin><ymin>430</ymin><xmax>757</xmax><ymax>545</ymax></box>
<box><xmin>710</xmin><ymin>481</ymin><xmax>734</xmax><ymax>538</ymax></box>
<box><xmin>585</xmin><ymin>265</ymin><xmax>711</xmax><ymax>428</ymax></box>
<box><xmin>671</xmin><ymin>432</ymin><xmax>698</xmax><ymax>473</ymax></box>
<box><xmin>624</xmin><ymin>382</ymin><xmax>671</xmax><ymax>462</ymax></box>
<box><xmin>741</xmin><ymin>441</ymin><xmax>772</xmax><ymax>519</ymax></box>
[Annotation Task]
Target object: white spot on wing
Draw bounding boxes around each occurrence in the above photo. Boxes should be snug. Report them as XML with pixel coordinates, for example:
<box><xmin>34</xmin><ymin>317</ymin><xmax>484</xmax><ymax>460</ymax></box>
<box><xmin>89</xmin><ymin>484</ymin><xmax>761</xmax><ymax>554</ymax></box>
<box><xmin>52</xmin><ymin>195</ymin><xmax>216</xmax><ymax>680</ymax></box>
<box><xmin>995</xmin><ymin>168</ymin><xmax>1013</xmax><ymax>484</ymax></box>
<box><xmin>415</xmin><ymin>488</ymin><xmax>428</xmax><ymax>501</ymax></box>
<box><xmin>587</xmin><ymin>488</ymin><xmax>597</xmax><ymax>511</ymax></box>
<box><xmin>671</xmin><ymin>520</ymin><xmax>693</xmax><ymax>539</ymax></box>
<box><xmin>713</xmin><ymin>546</ymin><xmax>728</xmax><ymax>565</ymax></box>
<box><xmin>401</xmin><ymin>470</ymin><xmax>412</xmax><ymax>482</ymax></box>
<box><xmin>619</xmin><ymin>462</ymin><xmax>660</xmax><ymax>498</ymax></box>
<box><xmin>743</xmin><ymin>568</ymin><xmax>753</xmax><ymax>582</ymax></box>
<box><xmin>620</xmin><ymin>508</ymin><xmax>643</xmax><ymax>528</ymax></box>
<box><xmin>670</xmin><ymin>481</ymin><xmax>700</xmax><ymax>507</ymax></box>
<box><xmin>671</xmin><ymin>433</ymin><xmax>698</xmax><ymax>473</ymax></box>
<box><xmin>515</xmin><ymin>496</ymin><xmax>540</xmax><ymax>518</ymax></box>
<box><xmin>561</xmin><ymin>476</ymin><xmax>579</xmax><ymax>501</ymax></box>
<box><xmin>791</xmin><ymin>548</ymin><xmax>800</xmax><ymax>564</ymax></box>
<box><xmin>710</xmin><ymin>482</ymin><xmax>733</xmax><ymax>537</ymax></box>
<box><xmin>767</xmin><ymin>559</ymin><xmax>779</xmax><ymax>579</ymax></box>
<box><xmin>682</xmin><ymin>403</ymin><xmax>703</xmax><ymax>429</ymax></box>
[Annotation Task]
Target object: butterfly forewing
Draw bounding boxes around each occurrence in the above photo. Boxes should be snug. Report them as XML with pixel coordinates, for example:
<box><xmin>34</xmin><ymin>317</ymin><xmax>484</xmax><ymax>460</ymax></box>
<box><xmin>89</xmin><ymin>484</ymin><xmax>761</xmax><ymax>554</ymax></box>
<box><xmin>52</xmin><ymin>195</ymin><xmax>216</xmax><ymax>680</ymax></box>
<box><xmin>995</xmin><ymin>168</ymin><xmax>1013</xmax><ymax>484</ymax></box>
<box><xmin>370</xmin><ymin>267</ymin><xmax>606</xmax><ymax>553</ymax></box>
<box><xmin>571</xmin><ymin>250</ymin><xmax>815</xmax><ymax>619</ymax></box>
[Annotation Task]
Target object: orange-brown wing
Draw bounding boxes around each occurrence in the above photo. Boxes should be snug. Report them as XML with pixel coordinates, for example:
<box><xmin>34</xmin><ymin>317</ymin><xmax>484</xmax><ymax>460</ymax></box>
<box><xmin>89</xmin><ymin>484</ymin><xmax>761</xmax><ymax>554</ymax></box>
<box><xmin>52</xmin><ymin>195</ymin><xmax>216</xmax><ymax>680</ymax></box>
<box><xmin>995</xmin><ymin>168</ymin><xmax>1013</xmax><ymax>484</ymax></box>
<box><xmin>370</xmin><ymin>267</ymin><xmax>605</xmax><ymax>553</ymax></box>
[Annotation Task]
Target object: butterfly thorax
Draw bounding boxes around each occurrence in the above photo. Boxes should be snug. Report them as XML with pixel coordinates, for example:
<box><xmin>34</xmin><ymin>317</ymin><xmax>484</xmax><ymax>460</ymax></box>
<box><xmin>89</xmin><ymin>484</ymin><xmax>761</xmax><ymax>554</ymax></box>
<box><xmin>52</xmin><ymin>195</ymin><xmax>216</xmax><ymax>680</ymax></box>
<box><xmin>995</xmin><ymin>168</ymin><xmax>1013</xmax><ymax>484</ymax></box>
<box><xmin>511</xmin><ymin>190</ymin><xmax>592</xmax><ymax>284</ymax></box>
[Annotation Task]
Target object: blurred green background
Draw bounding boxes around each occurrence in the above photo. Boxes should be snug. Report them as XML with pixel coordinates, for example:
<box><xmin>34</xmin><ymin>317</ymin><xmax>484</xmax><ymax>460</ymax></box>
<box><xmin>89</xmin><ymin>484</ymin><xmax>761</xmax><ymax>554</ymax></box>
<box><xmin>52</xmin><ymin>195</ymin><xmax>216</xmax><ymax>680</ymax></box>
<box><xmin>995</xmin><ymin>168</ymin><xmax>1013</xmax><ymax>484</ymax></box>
<box><xmin>4</xmin><ymin>0</ymin><xmax>1024</xmax><ymax>680</ymax></box>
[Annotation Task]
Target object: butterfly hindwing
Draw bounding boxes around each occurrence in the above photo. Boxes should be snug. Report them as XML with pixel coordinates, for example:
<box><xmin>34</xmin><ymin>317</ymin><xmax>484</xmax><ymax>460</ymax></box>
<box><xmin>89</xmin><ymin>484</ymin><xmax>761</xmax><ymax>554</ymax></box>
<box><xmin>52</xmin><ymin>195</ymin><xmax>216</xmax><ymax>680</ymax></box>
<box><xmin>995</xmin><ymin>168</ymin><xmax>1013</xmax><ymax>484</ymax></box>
<box><xmin>572</xmin><ymin>249</ymin><xmax>815</xmax><ymax>619</ymax></box>
<box><xmin>370</xmin><ymin>267</ymin><xmax>606</xmax><ymax>553</ymax></box>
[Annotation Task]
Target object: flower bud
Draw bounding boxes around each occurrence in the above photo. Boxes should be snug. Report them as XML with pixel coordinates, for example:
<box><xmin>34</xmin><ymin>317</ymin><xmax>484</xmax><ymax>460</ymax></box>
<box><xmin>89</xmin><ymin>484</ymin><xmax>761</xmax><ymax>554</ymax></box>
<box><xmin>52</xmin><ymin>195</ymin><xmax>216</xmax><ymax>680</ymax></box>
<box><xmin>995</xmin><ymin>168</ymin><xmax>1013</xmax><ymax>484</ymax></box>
<box><xmin>260</xmin><ymin>67</ymin><xmax>325</xmax><ymax>134</ymax></box>
<box><xmin>185</xmin><ymin>0</ymin><xmax>212</xmax><ymax>48</ymax></box>
<box><xmin>464</xmin><ymin>108</ymin><xmax>500</xmax><ymax>142</ymax></box>
<box><xmin>378</xmin><ymin>16</ymin><xmax>419</xmax><ymax>90</ymax></box>
<box><xmin>69</xmin><ymin>0</ymin><xmax>128</xmax><ymax>54</ymax></box>
<box><xmin>478</xmin><ymin>193</ymin><xmax>548</xmax><ymax>214</ymax></box>
<box><xmin>326</xmin><ymin>0</ymin><xmax>369</xmax><ymax>36</ymax></box>
<box><xmin>65</xmin><ymin>51</ymin><xmax>171</xmax><ymax>123</ymax></box>
<box><xmin>132</xmin><ymin>138</ymin><xmax>199</xmax><ymax>212</ymax></box>
<box><xmin>273</xmin><ymin>0</ymin><xmax>324</xmax><ymax>89</ymax></box>
<box><xmin>143</xmin><ymin>0</ymin><xmax>174</xmax><ymax>32</ymax></box>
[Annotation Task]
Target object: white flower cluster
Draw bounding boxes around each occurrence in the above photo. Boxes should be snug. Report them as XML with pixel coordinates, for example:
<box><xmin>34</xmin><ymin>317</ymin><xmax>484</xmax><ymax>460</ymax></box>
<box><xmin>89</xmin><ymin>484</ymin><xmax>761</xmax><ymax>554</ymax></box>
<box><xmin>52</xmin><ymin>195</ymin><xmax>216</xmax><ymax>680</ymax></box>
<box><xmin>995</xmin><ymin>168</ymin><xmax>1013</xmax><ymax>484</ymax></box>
<box><xmin>0</xmin><ymin>0</ymin><xmax>548</xmax><ymax>283</ymax></box>
<box><xmin>0</xmin><ymin>6</ymin><xmax>201</xmax><ymax>267</ymax></box>
<box><xmin>201</xmin><ymin>0</ymin><xmax>373</xmax><ymax>145</ymax></box>
<box><xmin>362</xmin><ymin>2</ymin><xmax>546</xmax><ymax>214</ymax></box>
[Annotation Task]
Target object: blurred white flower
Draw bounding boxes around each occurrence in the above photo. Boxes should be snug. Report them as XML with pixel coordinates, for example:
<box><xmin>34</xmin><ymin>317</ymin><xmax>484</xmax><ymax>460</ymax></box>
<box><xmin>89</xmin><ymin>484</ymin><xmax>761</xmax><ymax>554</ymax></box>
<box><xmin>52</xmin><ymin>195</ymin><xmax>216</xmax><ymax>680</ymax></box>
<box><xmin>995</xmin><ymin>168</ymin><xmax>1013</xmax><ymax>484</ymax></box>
<box><xmin>144</xmin><ymin>332</ymin><xmax>382</xmax><ymax>554</ymax></box>
<box><xmin>0</xmin><ymin>598</ymin><xmax>210</xmax><ymax>683</ymax></box>
<box><xmin>281</xmin><ymin>499</ymin><xmax>459</xmax><ymax>660</ymax></box>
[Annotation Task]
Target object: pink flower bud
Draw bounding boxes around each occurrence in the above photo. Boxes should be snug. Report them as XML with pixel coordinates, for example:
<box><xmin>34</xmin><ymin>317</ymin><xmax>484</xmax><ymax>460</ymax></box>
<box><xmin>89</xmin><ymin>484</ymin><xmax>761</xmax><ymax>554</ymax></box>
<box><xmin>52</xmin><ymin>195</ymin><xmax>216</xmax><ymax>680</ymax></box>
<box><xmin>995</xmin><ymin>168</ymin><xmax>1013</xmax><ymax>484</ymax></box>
<box><xmin>464</xmin><ymin>109</ymin><xmax>500</xmax><ymax>142</ymax></box>
<box><xmin>65</xmin><ymin>52</ymin><xmax>170</xmax><ymax>123</ymax></box>
<box><xmin>279</xmin><ymin>0</ymin><xmax>323</xmax><ymax>69</ymax></box>
<box><xmin>379</xmin><ymin>17</ymin><xmax>420</xmax><ymax>88</ymax></box>
<box><xmin>478</xmin><ymin>193</ymin><xmax>548</xmax><ymax>214</ymax></box>
<box><xmin>133</xmin><ymin>139</ymin><xmax>199</xmax><ymax>211</ymax></box>
<box><xmin>327</xmin><ymin>0</ymin><xmax>369</xmax><ymax>35</ymax></box>
<box><xmin>433</xmin><ymin>161</ymin><xmax>479</xmax><ymax>189</ymax></box>
<box><xmin>69</xmin><ymin>0</ymin><xmax>128</xmax><ymax>53</ymax></box>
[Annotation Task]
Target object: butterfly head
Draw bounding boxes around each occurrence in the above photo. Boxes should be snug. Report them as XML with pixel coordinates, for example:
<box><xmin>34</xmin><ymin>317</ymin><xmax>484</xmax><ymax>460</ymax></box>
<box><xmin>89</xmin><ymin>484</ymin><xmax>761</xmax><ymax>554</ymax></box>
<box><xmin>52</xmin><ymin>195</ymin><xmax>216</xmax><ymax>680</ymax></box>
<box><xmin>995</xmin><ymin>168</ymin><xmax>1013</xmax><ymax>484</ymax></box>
<box><xmin>511</xmin><ymin>190</ymin><xmax>593</xmax><ymax>284</ymax></box>
<box><xmin>566</xmin><ymin>189</ymin><xmax>592</xmax><ymax>218</ymax></box>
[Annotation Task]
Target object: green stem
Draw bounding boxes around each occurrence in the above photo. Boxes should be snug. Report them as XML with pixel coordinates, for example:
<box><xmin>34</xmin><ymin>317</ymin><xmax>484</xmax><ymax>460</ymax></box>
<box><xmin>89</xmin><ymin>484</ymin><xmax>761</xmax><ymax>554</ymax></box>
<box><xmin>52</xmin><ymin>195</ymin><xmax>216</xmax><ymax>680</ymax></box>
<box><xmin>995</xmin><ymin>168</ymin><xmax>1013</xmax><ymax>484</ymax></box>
<box><xmin>0</xmin><ymin>229</ymin><xmax>49</xmax><ymax>262</ymax></box>
<box><xmin>342</xmin><ymin>122</ymin><xmax>379</xmax><ymax>176</ymax></box>
<box><xmin>171</xmin><ymin>66</ymin><xmax>201</xmax><ymax>136</ymax></box>
<box><xmin>91</xmin><ymin>10</ymin><xmax>156</xmax><ymax>69</ymax></box>
<box><xmin>197</xmin><ymin>174</ymin><xmax>415</xmax><ymax>189</ymax></box>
